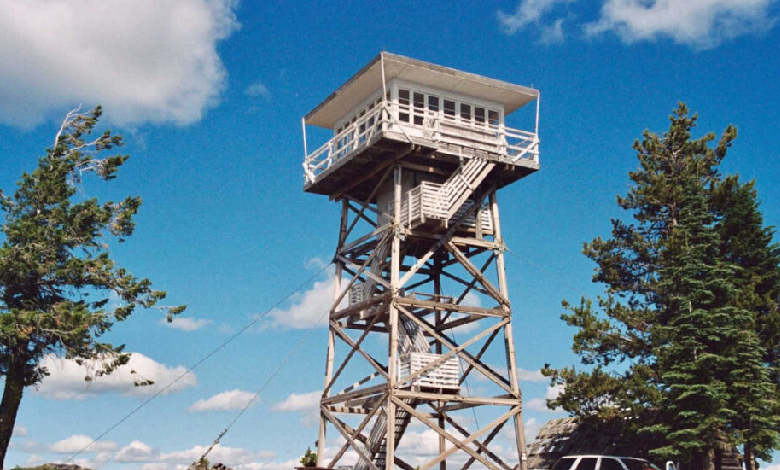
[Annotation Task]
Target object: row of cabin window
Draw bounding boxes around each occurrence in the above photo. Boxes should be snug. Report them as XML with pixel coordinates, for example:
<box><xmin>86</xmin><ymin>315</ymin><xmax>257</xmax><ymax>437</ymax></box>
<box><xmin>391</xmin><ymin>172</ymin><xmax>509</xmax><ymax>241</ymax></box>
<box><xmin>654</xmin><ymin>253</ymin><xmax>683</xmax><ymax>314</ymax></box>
<box><xmin>397</xmin><ymin>89</ymin><xmax>500</xmax><ymax>128</ymax></box>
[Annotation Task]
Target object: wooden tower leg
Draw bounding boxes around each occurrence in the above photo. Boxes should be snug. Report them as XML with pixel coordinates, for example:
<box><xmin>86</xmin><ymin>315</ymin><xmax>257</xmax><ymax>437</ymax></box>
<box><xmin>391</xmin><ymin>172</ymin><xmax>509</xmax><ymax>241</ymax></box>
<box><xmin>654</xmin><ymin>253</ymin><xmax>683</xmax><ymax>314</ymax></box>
<box><xmin>386</xmin><ymin>165</ymin><xmax>403</xmax><ymax>470</ymax></box>
<box><xmin>319</xmin><ymin>200</ymin><xmax>349</xmax><ymax>466</ymax></box>
<box><xmin>490</xmin><ymin>192</ymin><xmax>527</xmax><ymax>470</ymax></box>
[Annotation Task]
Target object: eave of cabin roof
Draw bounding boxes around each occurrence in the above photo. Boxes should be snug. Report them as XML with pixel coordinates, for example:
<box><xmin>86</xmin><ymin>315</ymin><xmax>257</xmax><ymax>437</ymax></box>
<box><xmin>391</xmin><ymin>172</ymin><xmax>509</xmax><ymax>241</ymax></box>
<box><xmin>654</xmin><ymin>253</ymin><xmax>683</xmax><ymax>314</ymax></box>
<box><xmin>305</xmin><ymin>51</ymin><xmax>539</xmax><ymax>129</ymax></box>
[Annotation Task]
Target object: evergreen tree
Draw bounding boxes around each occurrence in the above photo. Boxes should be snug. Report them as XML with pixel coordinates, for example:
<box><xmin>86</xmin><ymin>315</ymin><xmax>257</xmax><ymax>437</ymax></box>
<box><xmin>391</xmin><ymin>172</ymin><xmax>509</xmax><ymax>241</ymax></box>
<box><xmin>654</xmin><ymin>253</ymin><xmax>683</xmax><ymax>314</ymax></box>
<box><xmin>651</xmin><ymin>176</ymin><xmax>777</xmax><ymax>469</ymax></box>
<box><xmin>714</xmin><ymin>178</ymin><xmax>780</xmax><ymax>469</ymax></box>
<box><xmin>544</xmin><ymin>104</ymin><xmax>780</xmax><ymax>469</ymax></box>
<box><xmin>0</xmin><ymin>107</ymin><xmax>185</xmax><ymax>467</ymax></box>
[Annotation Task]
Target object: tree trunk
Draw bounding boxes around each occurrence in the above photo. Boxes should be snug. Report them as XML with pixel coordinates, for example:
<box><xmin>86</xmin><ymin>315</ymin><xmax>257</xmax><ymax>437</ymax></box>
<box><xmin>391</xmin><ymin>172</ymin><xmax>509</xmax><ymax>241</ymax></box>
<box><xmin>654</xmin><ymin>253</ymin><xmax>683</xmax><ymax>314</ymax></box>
<box><xmin>743</xmin><ymin>441</ymin><xmax>756</xmax><ymax>470</ymax></box>
<box><xmin>0</xmin><ymin>355</ymin><xmax>27</xmax><ymax>469</ymax></box>
<box><xmin>704</xmin><ymin>447</ymin><xmax>715</xmax><ymax>470</ymax></box>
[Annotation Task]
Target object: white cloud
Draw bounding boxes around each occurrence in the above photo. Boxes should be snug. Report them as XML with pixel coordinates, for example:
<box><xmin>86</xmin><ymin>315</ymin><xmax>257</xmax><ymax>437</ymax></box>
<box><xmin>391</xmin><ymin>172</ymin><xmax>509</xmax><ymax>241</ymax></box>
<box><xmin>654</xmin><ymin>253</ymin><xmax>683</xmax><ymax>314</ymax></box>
<box><xmin>518</xmin><ymin>367</ymin><xmax>547</xmax><ymax>382</ymax></box>
<box><xmin>245</xmin><ymin>82</ymin><xmax>271</xmax><ymax>98</ymax></box>
<box><xmin>158</xmin><ymin>444</ymin><xmax>270</xmax><ymax>467</ymax></box>
<box><xmin>25</xmin><ymin>455</ymin><xmax>46</xmax><ymax>467</ymax></box>
<box><xmin>115</xmin><ymin>440</ymin><xmax>160</xmax><ymax>463</ymax></box>
<box><xmin>525</xmin><ymin>384</ymin><xmax>565</xmax><ymax>412</ymax></box>
<box><xmin>264</xmin><ymin>269</ymin><xmax>337</xmax><ymax>329</ymax></box>
<box><xmin>13</xmin><ymin>426</ymin><xmax>27</xmax><ymax>436</ymax></box>
<box><xmin>163</xmin><ymin>317</ymin><xmax>213</xmax><ymax>331</ymax></box>
<box><xmin>524</xmin><ymin>417</ymin><xmax>542</xmax><ymax>442</ymax></box>
<box><xmin>498</xmin><ymin>0</ymin><xmax>575</xmax><ymax>34</ymax></box>
<box><xmin>396</xmin><ymin>429</ymin><xmax>441</xmax><ymax>456</ymax></box>
<box><xmin>35</xmin><ymin>353</ymin><xmax>197</xmax><ymax>400</ymax></box>
<box><xmin>49</xmin><ymin>434</ymin><xmax>118</xmax><ymax>454</ymax></box>
<box><xmin>189</xmin><ymin>389</ymin><xmax>259</xmax><ymax>412</ymax></box>
<box><xmin>585</xmin><ymin>0</ymin><xmax>776</xmax><ymax>49</ymax></box>
<box><xmin>237</xmin><ymin>458</ymin><xmax>301</xmax><ymax>470</ymax></box>
<box><xmin>0</xmin><ymin>0</ymin><xmax>239</xmax><ymax>128</ymax></box>
<box><xmin>539</xmin><ymin>18</ymin><xmax>566</xmax><ymax>44</ymax></box>
<box><xmin>142</xmin><ymin>464</ymin><xmax>172</xmax><ymax>470</ymax></box>
<box><xmin>272</xmin><ymin>391</ymin><xmax>321</xmax><ymax>412</ymax></box>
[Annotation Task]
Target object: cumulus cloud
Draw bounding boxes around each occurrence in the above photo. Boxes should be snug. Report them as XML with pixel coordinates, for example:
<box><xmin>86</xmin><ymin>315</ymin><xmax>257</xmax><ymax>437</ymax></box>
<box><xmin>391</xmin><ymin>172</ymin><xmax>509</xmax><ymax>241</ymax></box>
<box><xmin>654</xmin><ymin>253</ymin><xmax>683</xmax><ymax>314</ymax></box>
<box><xmin>396</xmin><ymin>429</ymin><xmax>441</xmax><ymax>456</ymax></box>
<box><xmin>236</xmin><ymin>458</ymin><xmax>303</xmax><ymax>470</ymax></box>
<box><xmin>524</xmin><ymin>417</ymin><xmax>542</xmax><ymax>442</ymax></box>
<box><xmin>142</xmin><ymin>464</ymin><xmax>171</xmax><ymax>470</ymax></box>
<box><xmin>49</xmin><ymin>434</ymin><xmax>118</xmax><ymax>454</ymax></box>
<box><xmin>518</xmin><ymin>368</ymin><xmax>547</xmax><ymax>382</ymax></box>
<box><xmin>586</xmin><ymin>0</ymin><xmax>776</xmax><ymax>49</ymax></box>
<box><xmin>0</xmin><ymin>0</ymin><xmax>239</xmax><ymax>128</ymax></box>
<box><xmin>35</xmin><ymin>353</ymin><xmax>197</xmax><ymax>400</ymax></box>
<box><xmin>189</xmin><ymin>389</ymin><xmax>259</xmax><ymax>412</ymax></box>
<box><xmin>25</xmin><ymin>455</ymin><xmax>46</xmax><ymax>467</ymax></box>
<box><xmin>115</xmin><ymin>440</ymin><xmax>160</xmax><ymax>463</ymax></box>
<box><xmin>13</xmin><ymin>426</ymin><xmax>28</xmax><ymax>436</ymax></box>
<box><xmin>499</xmin><ymin>0</ymin><xmax>575</xmax><ymax>34</ymax></box>
<box><xmin>525</xmin><ymin>384</ymin><xmax>565</xmax><ymax>412</ymax></box>
<box><xmin>163</xmin><ymin>317</ymin><xmax>214</xmax><ymax>331</ymax></box>
<box><xmin>264</xmin><ymin>263</ymin><xmax>339</xmax><ymax>329</ymax></box>
<box><xmin>500</xmin><ymin>0</ymin><xmax>776</xmax><ymax>49</ymax></box>
<box><xmin>272</xmin><ymin>391</ymin><xmax>321</xmax><ymax>412</ymax></box>
<box><xmin>157</xmin><ymin>444</ymin><xmax>274</xmax><ymax>467</ymax></box>
<box><xmin>539</xmin><ymin>18</ymin><xmax>566</xmax><ymax>44</ymax></box>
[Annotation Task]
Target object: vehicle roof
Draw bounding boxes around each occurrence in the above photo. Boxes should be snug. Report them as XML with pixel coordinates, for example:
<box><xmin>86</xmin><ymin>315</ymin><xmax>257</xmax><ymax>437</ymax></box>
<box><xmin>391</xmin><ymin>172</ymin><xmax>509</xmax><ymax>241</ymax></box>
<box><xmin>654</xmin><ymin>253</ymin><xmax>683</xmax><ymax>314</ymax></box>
<box><xmin>560</xmin><ymin>456</ymin><xmax>649</xmax><ymax>460</ymax></box>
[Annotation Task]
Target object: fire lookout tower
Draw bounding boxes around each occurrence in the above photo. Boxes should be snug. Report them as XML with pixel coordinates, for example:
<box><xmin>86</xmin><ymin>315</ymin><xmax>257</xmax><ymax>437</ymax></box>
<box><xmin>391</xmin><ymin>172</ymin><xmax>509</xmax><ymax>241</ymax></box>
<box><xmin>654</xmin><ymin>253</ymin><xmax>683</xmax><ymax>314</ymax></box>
<box><xmin>302</xmin><ymin>52</ymin><xmax>540</xmax><ymax>470</ymax></box>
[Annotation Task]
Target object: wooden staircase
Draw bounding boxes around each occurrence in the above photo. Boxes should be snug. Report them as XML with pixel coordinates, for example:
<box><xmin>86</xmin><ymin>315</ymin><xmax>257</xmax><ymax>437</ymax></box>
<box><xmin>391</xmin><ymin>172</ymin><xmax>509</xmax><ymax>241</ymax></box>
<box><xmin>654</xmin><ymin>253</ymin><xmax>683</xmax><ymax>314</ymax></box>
<box><xmin>436</xmin><ymin>157</ymin><xmax>495</xmax><ymax>220</ymax></box>
<box><xmin>401</xmin><ymin>156</ymin><xmax>495</xmax><ymax>229</ymax></box>
<box><xmin>354</xmin><ymin>318</ymin><xmax>429</xmax><ymax>470</ymax></box>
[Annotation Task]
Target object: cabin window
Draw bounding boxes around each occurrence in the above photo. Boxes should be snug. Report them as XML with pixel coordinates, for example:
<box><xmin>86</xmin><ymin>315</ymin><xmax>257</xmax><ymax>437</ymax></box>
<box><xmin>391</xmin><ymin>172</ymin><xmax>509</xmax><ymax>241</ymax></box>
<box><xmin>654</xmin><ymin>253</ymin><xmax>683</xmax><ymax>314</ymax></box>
<box><xmin>488</xmin><ymin>110</ymin><xmax>500</xmax><ymax>127</ymax></box>
<box><xmin>398</xmin><ymin>89</ymin><xmax>410</xmax><ymax>123</ymax></box>
<box><xmin>428</xmin><ymin>95</ymin><xmax>440</xmax><ymax>112</ymax></box>
<box><xmin>413</xmin><ymin>92</ymin><xmax>425</xmax><ymax>125</ymax></box>
<box><xmin>444</xmin><ymin>100</ymin><xmax>456</xmax><ymax>118</ymax></box>
<box><xmin>460</xmin><ymin>103</ymin><xmax>471</xmax><ymax>122</ymax></box>
<box><xmin>358</xmin><ymin>110</ymin><xmax>366</xmax><ymax>142</ymax></box>
<box><xmin>474</xmin><ymin>107</ymin><xmax>485</xmax><ymax>125</ymax></box>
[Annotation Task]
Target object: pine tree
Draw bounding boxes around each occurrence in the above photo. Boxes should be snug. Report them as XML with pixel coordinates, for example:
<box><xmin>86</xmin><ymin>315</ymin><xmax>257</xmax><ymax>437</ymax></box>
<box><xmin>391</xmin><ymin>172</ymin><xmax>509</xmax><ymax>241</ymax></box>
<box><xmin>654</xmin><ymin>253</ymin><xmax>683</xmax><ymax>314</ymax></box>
<box><xmin>714</xmin><ymin>177</ymin><xmax>780</xmax><ymax>469</ymax></box>
<box><xmin>544</xmin><ymin>104</ymin><xmax>780</xmax><ymax>469</ymax></box>
<box><xmin>0</xmin><ymin>107</ymin><xmax>185</xmax><ymax>467</ymax></box>
<box><xmin>650</xmin><ymin>175</ymin><xmax>776</xmax><ymax>469</ymax></box>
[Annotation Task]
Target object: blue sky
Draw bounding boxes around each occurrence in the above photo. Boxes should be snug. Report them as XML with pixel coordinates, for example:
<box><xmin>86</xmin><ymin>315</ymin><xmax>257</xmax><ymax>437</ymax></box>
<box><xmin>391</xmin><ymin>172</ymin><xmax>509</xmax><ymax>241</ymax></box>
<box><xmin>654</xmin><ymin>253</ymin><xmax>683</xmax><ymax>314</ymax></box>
<box><xmin>2</xmin><ymin>1</ymin><xmax>780</xmax><ymax>469</ymax></box>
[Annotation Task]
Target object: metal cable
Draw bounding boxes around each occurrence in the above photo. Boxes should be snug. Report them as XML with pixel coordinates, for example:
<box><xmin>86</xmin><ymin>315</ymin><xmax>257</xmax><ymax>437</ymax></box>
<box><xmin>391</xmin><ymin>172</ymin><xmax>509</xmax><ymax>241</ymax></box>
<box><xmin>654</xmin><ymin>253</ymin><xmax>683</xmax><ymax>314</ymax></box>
<box><xmin>64</xmin><ymin>262</ymin><xmax>333</xmax><ymax>465</ymax></box>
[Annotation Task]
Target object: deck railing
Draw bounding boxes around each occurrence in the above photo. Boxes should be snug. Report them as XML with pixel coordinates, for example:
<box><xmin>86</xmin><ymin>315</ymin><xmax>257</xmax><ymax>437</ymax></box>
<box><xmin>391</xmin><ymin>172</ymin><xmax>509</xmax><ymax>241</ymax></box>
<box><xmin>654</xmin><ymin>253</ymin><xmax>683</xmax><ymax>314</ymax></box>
<box><xmin>303</xmin><ymin>102</ymin><xmax>539</xmax><ymax>185</ymax></box>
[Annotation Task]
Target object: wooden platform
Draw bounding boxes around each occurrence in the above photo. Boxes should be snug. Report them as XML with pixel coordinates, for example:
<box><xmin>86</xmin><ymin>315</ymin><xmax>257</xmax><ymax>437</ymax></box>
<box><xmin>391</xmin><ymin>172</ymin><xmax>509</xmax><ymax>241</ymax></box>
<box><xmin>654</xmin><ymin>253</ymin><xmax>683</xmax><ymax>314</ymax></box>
<box><xmin>304</xmin><ymin>130</ymin><xmax>538</xmax><ymax>202</ymax></box>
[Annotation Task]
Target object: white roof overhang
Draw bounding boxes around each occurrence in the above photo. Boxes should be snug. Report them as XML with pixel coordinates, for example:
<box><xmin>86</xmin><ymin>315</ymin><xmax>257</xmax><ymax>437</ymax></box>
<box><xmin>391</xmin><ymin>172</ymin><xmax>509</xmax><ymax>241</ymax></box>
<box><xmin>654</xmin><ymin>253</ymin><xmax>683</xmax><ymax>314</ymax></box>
<box><xmin>305</xmin><ymin>52</ymin><xmax>539</xmax><ymax>129</ymax></box>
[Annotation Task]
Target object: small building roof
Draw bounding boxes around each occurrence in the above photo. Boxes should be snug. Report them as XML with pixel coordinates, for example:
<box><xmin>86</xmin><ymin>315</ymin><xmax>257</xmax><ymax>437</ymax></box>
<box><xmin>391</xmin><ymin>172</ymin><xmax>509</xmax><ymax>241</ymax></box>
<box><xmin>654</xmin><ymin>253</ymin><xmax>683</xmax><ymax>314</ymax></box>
<box><xmin>305</xmin><ymin>52</ymin><xmax>539</xmax><ymax>129</ymax></box>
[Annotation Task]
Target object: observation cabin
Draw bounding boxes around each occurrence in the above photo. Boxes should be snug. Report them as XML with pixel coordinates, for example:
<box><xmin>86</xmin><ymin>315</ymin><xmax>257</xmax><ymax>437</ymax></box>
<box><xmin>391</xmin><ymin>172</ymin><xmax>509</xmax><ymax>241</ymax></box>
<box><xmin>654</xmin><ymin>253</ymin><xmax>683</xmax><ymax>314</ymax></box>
<box><xmin>302</xmin><ymin>52</ymin><xmax>540</xmax><ymax>234</ymax></box>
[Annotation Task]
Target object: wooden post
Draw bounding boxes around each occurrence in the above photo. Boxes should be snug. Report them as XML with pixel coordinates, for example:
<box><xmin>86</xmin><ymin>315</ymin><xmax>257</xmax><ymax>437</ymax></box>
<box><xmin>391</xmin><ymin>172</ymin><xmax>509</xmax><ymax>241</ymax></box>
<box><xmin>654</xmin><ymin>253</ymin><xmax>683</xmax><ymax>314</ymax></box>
<box><xmin>319</xmin><ymin>200</ymin><xmax>349</xmax><ymax>467</ymax></box>
<box><xmin>490</xmin><ymin>192</ymin><xmax>527</xmax><ymax>470</ymax></box>
<box><xmin>433</xmin><ymin>255</ymin><xmax>446</xmax><ymax>470</ymax></box>
<box><xmin>386</xmin><ymin>165</ymin><xmax>402</xmax><ymax>470</ymax></box>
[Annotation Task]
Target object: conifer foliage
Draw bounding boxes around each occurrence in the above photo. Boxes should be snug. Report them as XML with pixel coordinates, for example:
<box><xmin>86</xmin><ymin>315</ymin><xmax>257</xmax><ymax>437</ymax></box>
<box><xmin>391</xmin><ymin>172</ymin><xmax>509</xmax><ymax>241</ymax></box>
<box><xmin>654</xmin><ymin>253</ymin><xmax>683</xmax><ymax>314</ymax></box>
<box><xmin>544</xmin><ymin>104</ymin><xmax>780</xmax><ymax>470</ymax></box>
<box><xmin>0</xmin><ymin>107</ymin><xmax>185</xmax><ymax>467</ymax></box>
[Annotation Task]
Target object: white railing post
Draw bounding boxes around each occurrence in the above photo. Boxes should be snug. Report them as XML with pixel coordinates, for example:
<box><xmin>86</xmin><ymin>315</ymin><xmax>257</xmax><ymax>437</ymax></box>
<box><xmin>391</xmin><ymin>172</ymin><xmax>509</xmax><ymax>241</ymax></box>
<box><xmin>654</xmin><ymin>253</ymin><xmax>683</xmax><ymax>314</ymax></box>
<box><xmin>301</xmin><ymin>117</ymin><xmax>308</xmax><ymax>160</ymax></box>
